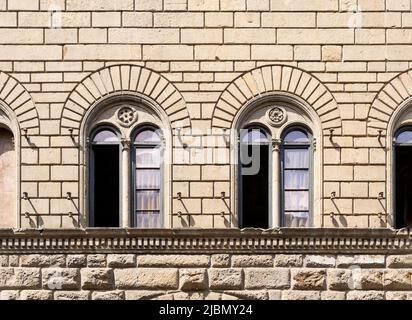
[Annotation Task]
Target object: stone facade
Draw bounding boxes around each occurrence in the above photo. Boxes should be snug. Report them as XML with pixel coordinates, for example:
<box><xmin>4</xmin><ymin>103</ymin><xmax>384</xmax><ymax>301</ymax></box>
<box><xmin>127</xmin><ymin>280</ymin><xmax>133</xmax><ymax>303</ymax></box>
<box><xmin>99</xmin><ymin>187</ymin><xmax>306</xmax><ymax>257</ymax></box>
<box><xmin>0</xmin><ymin>0</ymin><xmax>412</xmax><ymax>300</ymax></box>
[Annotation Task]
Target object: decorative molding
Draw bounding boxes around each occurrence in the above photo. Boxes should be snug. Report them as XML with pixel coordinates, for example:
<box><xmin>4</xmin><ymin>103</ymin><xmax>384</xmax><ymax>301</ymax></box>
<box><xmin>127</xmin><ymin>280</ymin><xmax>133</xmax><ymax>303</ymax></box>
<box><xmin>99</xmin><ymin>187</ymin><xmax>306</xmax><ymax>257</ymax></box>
<box><xmin>211</xmin><ymin>65</ymin><xmax>342</xmax><ymax>133</ymax></box>
<box><xmin>0</xmin><ymin>228</ymin><xmax>411</xmax><ymax>254</ymax></box>
<box><xmin>368</xmin><ymin>69</ymin><xmax>412</xmax><ymax>136</ymax></box>
<box><xmin>60</xmin><ymin>64</ymin><xmax>191</xmax><ymax>134</ymax></box>
<box><xmin>0</xmin><ymin>71</ymin><xmax>39</xmax><ymax>133</ymax></box>
<box><xmin>117</xmin><ymin>105</ymin><xmax>138</xmax><ymax>127</ymax></box>
<box><xmin>267</xmin><ymin>106</ymin><xmax>287</xmax><ymax>127</ymax></box>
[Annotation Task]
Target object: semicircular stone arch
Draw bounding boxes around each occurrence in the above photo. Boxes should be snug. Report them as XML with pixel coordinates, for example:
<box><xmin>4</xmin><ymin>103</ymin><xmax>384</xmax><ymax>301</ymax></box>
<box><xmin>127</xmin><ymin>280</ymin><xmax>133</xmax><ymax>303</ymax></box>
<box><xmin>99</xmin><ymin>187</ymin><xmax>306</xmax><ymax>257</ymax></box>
<box><xmin>367</xmin><ymin>69</ymin><xmax>412</xmax><ymax>135</ymax></box>
<box><xmin>60</xmin><ymin>64</ymin><xmax>190</xmax><ymax>133</ymax></box>
<box><xmin>211</xmin><ymin>65</ymin><xmax>342</xmax><ymax>133</ymax></box>
<box><xmin>0</xmin><ymin>71</ymin><xmax>39</xmax><ymax>133</ymax></box>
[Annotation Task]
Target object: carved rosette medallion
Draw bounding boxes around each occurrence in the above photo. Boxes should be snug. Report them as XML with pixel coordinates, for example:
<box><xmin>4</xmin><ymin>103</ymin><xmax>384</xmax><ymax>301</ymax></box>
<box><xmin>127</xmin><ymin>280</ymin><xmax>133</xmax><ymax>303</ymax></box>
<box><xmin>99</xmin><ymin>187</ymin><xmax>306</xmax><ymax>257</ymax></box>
<box><xmin>266</xmin><ymin>106</ymin><xmax>287</xmax><ymax>127</ymax></box>
<box><xmin>117</xmin><ymin>106</ymin><xmax>138</xmax><ymax>127</ymax></box>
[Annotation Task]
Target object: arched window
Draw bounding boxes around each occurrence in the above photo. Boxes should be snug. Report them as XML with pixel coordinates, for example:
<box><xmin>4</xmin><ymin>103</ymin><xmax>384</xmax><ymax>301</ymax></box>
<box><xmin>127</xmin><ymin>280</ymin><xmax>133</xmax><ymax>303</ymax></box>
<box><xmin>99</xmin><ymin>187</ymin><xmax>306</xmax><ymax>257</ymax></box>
<box><xmin>89</xmin><ymin>127</ymin><xmax>121</xmax><ymax>227</ymax></box>
<box><xmin>281</xmin><ymin>128</ymin><xmax>312</xmax><ymax>228</ymax></box>
<box><xmin>239</xmin><ymin>127</ymin><xmax>271</xmax><ymax>229</ymax></box>
<box><xmin>394</xmin><ymin>127</ymin><xmax>412</xmax><ymax>228</ymax></box>
<box><xmin>0</xmin><ymin>128</ymin><xmax>15</xmax><ymax>228</ymax></box>
<box><xmin>132</xmin><ymin>127</ymin><xmax>163</xmax><ymax>228</ymax></box>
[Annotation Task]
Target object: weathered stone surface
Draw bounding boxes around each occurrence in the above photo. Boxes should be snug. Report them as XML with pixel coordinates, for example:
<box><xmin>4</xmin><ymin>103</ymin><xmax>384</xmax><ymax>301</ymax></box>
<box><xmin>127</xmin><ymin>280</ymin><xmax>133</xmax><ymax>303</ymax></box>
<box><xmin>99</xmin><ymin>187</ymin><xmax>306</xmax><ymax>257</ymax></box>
<box><xmin>125</xmin><ymin>291</ymin><xmax>165</xmax><ymax>300</ymax></box>
<box><xmin>232</xmin><ymin>255</ymin><xmax>273</xmax><ymax>267</ymax></box>
<box><xmin>328</xmin><ymin>269</ymin><xmax>352</xmax><ymax>290</ymax></box>
<box><xmin>383</xmin><ymin>270</ymin><xmax>412</xmax><ymax>290</ymax></box>
<box><xmin>282</xmin><ymin>291</ymin><xmax>321</xmax><ymax>300</ymax></box>
<box><xmin>274</xmin><ymin>255</ymin><xmax>303</xmax><ymax>267</ymax></box>
<box><xmin>20</xmin><ymin>290</ymin><xmax>53</xmax><ymax>300</ymax></box>
<box><xmin>0</xmin><ymin>256</ymin><xmax>8</xmax><ymax>267</ymax></box>
<box><xmin>67</xmin><ymin>255</ymin><xmax>87</xmax><ymax>267</ymax></box>
<box><xmin>387</xmin><ymin>255</ymin><xmax>412</xmax><ymax>268</ymax></box>
<box><xmin>304</xmin><ymin>255</ymin><xmax>336</xmax><ymax>268</ymax></box>
<box><xmin>42</xmin><ymin>268</ymin><xmax>80</xmax><ymax>290</ymax></box>
<box><xmin>336</xmin><ymin>255</ymin><xmax>385</xmax><ymax>268</ymax></box>
<box><xmin>107</xmin><ymin>254</ymin><xmax>136</xmax><ymax>268</ymax></box>
<box><xmin>0</xmin><ymin>290</ymin><xmax>19</xmax><ymax>300</ymax></box>
<box><xmin>54</xmin><ymin>291</ymin><xmax>90</xmax><ymax>300</ymax></box>
<box><xmin>209</xmin><ymin>269</ymin><xmax>243</xmax><ymax>290</ymax></box>
<box><xmin>385</xmin><ymin>292</ymin><xmax>411</xmax><ymax>300</ymax></box>
<box><xmin>114</xmin><ymin>268</ymin><xmax>179</xmax><ymax>289</ymax></box>
<box><xmin>292</xmin><ymin>269</ymin><xmax>326</xmax><ymax>290</ymax></box>
<box><xmin>359</xmin><ymin>270</ymin><xmax>383</xmax><ymax>290</ymax></box>
<box><xmin>0</xmin><ymin>268</ymin><xmax>40</xmax><ymax>289</ymax></box>
<box><xmin>87</xmin><ymin>254</ymin><xmax>106</xmax><ymax>267</ymax></box>
<box><xmin>180</xmin><ymin>269</ymin><xmax>208</xmax><ymax>291</ymax></box>
<box><xmin>137</xmin><ymin>255</ymin><xmax>210</xmax><ymax>267</ymax></box>
<box><xmin>20</xmin><ymin>255</ymin><xmax>65</xmax><ymax>267</ymax></box>
<box><xmin>321</xmin><ymin>291</ymin><xmax>346</xmax><ymax>300</ymax></box>
<box><xmin>244</xmin><ymin>268</ymin><xmax>290</xmax><ymax>289</ymax></box>
<box><xmin>268</xmin><ymin>290</ymin><xmax>282</xmax><ymax>300</ymax></box>
<box><xmin>81</xmin><ymin>268</ymin><xmax>114</xmax><ymax>290</ymax></box>
<box><xmin>224</xmin><ymin>290</ymin><xmax>268</xmax><ymax>300</ymax></box>
<box><xmin>346</xmin><ymin>291</ymin><xmax>385</xmax><ymax>300</ymax></box>
<box><xmin>92</xmin><ymin>291</ymin><xmax>125</xmax><ymax>300</ymax></box>
<box><xmin>211</xmin><ymin>254</ymin><xmax>230</xmax><ymax>268</ymax></box>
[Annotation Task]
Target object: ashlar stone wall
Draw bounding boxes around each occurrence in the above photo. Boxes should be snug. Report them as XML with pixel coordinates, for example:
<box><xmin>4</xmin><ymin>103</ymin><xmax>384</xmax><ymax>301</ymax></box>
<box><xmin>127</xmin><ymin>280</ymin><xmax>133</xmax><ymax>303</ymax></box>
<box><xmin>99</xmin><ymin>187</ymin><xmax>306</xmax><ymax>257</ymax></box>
<box><xmin>2</xmin><ymin>252</ymin><xmax>412</xmax><ymax>300</ymax></box>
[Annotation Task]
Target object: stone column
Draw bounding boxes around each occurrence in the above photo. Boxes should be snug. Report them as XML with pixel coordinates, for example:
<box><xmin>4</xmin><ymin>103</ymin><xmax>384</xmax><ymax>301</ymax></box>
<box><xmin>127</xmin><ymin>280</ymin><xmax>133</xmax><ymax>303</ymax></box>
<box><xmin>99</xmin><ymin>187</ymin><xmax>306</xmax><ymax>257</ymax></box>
<box><xmin>121</xmin><ymin>138</ymin><xmax>131</xmax><ymax>228</ymax></box>
<box><xmin>272</xmin><ymin>138</ymin><xmax>282</xmax><ymax>228</ymax></box>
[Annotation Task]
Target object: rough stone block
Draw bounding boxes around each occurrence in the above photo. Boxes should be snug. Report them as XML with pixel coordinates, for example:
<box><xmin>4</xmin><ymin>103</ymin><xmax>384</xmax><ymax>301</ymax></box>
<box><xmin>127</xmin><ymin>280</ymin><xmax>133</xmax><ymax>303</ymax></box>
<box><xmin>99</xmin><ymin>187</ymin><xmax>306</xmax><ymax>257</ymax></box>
<box><xmin>244</xmin><ymin>269</ymin><xmax>290</xmax><ymax>289</ymax></box>
<box><xmin>209</xmin><ymin>269</ymin><xmax>243</xmax><ymax>290</ymax></box>
<box><xmin>292</xmin><ymin>269</ymin><xmax>326</xmax><ymax>290</ymax></box>
<box><xmin>81</xmin><ymin>269</ymin><xmax>114</xmax><ymax>290</ymax></box>
<box><xmin>180</xmin><ymin>269</ymin><xmax>208</xmax><ymax>291</ymax></box>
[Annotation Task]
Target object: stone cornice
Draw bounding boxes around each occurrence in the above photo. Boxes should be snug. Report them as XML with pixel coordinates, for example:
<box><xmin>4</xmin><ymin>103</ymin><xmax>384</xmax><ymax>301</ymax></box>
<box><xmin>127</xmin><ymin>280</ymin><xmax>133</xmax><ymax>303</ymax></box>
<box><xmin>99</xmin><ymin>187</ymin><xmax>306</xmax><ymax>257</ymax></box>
<box><xmin>0</xmin><ymin>228</ymin><xmax>411</xmax><ymax>254</ymax></box>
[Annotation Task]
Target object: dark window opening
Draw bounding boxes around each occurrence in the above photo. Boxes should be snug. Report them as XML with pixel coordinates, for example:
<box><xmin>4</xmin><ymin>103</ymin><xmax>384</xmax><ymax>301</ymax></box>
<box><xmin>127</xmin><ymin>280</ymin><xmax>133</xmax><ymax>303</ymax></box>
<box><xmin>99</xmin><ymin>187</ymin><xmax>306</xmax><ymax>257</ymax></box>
<box><xmin>90</xmin><ymin>129</ymin><xmax>120</xmax><ymax>227</ymax></box>
<box><xmin>395</xmin><ymin>144</ymin><xmax>412</xmax><ymax>228</ymax></box>
<box><xmin>240</xmin><ymin>128</ymin><xmax>270</xmax><ymax>229</ymax></box>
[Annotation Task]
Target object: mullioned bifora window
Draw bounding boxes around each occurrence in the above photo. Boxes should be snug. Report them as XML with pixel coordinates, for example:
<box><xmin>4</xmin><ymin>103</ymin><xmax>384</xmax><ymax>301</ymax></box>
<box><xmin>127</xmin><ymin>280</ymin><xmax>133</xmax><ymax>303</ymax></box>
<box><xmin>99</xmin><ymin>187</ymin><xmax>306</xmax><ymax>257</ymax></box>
<box><xmin>239</xmin><ymin>126</ymin><xmax>313</xmax><ymax>229</ymax></box>
<box><xmin>394</xmin><ymin>127</ymin><xmax>412</xmax><ymax>228</ymax></box>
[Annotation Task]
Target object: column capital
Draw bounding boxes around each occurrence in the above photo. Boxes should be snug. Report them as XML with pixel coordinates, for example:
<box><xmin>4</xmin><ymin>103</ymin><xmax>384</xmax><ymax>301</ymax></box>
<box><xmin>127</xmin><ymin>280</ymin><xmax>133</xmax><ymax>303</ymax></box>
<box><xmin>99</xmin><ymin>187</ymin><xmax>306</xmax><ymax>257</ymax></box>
<box><xmin>272</xmin><ymin>138</ymin><xmax>282</xmax><ymax>151</ymax></box>
<box><xmin>121</xmin><ymin>138</ymin><xmax>132</xmax><ymax>150</ymax></box>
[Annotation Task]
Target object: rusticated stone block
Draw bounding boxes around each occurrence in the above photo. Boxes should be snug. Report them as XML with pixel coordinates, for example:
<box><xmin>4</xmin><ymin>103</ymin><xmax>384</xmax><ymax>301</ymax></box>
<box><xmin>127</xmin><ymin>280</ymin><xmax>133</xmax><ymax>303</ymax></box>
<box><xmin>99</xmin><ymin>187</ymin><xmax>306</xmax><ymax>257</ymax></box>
<box><xmin>87</xmin><ymin>254</ymin><xmax>106</xmax><ymax>267</ymax></box>
<box><xmin>274</xmin><ymin>255</ymin><xmax>303</xmax><ymax>267</ymax></box>
<box><xmin>346</xmin><ymin>291</ymin><xmax>384</xmax><ymax>300</ymax></box>
<box><xmin>0</xmin><ymin>290</ymin><xmax>19</xmax><ymax>300</ymax></box>
<box><xmin>0</xmin><ymin>256</ymin><xmax>8</xmax><ymax>267</ymax></box>
<box><xmin>292</xmin><ymin>269</ymin><xmax>326</xmax><ymax>290</ymax></box>
<box><xmin>107</xmin><ymin>254</ymin><xmax>136</xmax><ymax>268</ymax></box>
<box><xmin>321</xmin><ymin>291</ymin><xmax>346</xmax><ymax>300</ymax></box>
<box><xmin>0</xmin><ymin>268</ymin><xmax>40</xmax><ymax>289</ymax></box>
<box><xmin>42</xmin><ymin>268</ymin><xmax>80</xmax><ymax>290</ymax></box>
<box><xmin>125</xmin><ymin>291</ymin><xmax>165</xmax><ymax>300</ymax></box>
<box><xmin>180</xmin><ymin>269</ymin><xmax>208</xmax><ymax>291</ymax></box>
<box><xmin>384</xmin><ymin>270</ymin><xmax>412</xmax><ymax>290</ymax></box>
<box><xmin>211</xmin><ymin>254</ymin><xmax>230</xmax><ymax>268</ymax></box>
<box><xmin>114</xmin><ymin>268</ymin><xmax>179</xmax><ymax>289</ymax></box>
<box><xmin>387</xmin><ymin>255</ymin><xmax>412</xmax><ymax>268</ymax></box>
<box><xmin>385</xmin><ymin>292</ymin><xmax>412</xmax><ymax>300</ymax></box>
<box><xmin>81</xmin><ymin>268</ymin><xmax>114</xmax><ymax>290</ymax></box>
<box><xmin>282</xmin><ymin>291</ymin><xmax>321</xmax><ymax>300</ymax></box>
<box><xmin>359</xmin><ymin>270</ymin><xmax>383</xmax><ymax>290</ymax></box>
<box><xmin>336</xmin><ymin>255</ymin><xmax>385</xmax><ymax>268</ymax></box>
<box><xmin>67</xmin><ymin>255</ymin><xmax>86</xmax><ymax>267</ymax></box>
<box><xmin>92</xmin><ymin>291</ymin><xmax>125</xmax><ymax>300</ymax></box>
<box><xmin>244</xmin><ymin>268</ymin><xmax>290</xmax><ymax>289</ymax></box>
<box><xmin>304</xmin><ymin>255</ymin><xmax>336</xmax><ymax>267</ymax></box>
<box><xmin>19</xmin><ymin>290</ymin><xmax>53</xmax><ymax>300</ymax></box>
<box><xmin>20</xmin><ymin>255</ymin><xmax>65</xmax><ymax>267</ymax></box>
<box><xmin>54</xmin><ymin>291</ymin><xmax>90</xmax><ymax>300</ymax></box>
<box><xmin>224</xmin><ymin>290</ymin><xmax>268</xmax><ymax>300</ymax></box>
<box><xmin>9</xmin><ymin>256</ymin><xmax>19</xmax><ymax>267</ymax></box>
<box><xmin>328</xmin><ymin>269</ymin><xmax>352</xmax><ymax>290</ymax></box>
<box><xmin>232</xmin><ymin>255</ymin><xmax>273</xmax><ymax>267</ymax></box>
<box><xmin>209</xmin><ymin>269</ymin><xmax>243</xmax><ymax>290</ymax></box>
<box><xmin>137</xmin><ymin>255</ymin><xmax>210</xmax><ymax>267</ymax></box>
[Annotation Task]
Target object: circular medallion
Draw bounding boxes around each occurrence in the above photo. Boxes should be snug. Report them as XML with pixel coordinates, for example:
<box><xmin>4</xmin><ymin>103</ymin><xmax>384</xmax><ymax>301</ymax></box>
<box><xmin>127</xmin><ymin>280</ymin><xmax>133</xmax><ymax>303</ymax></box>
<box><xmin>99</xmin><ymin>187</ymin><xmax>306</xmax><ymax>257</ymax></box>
<box><xmin>117</xmin><ymin>106</ymin><xmax>137</xmax><ymax>127</ymax></box>
<box><xmin>267</xmin><ymin>106</ymin><xmax>287</xmax><ymax>127</ymax></box>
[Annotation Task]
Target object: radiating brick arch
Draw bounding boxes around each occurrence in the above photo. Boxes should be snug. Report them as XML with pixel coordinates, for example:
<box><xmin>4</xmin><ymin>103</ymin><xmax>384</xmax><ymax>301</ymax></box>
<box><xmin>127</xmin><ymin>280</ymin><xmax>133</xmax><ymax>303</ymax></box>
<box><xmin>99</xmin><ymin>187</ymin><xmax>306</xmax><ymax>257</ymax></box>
<box><xmin>0</xmin><ymin>71</ymin><xmax>39</xmax><ymax>132</ymax></box>
<box><xmin>367</xmin><ymin>69</ymin><xmax>412</xmax><ymax>135</ymax></box>
<box><xmin>211</xmin><ymin>65</ymin><xmax>342</xmax><ymax>132</ymax></box>
<box><xmin>60</xmin><ymin>65</ymin><xmax>190</xmax><ymax>132</ymax></box>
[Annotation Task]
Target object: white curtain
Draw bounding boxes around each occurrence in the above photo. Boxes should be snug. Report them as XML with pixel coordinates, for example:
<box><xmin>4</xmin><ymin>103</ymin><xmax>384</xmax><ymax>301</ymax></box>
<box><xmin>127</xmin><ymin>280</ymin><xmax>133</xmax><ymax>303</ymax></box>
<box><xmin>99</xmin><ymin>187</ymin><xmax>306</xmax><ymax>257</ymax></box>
<box><xmin>284</xmin><ymin>148</ymin><xmax>310</xmax><ymax>227</ymax></box>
